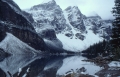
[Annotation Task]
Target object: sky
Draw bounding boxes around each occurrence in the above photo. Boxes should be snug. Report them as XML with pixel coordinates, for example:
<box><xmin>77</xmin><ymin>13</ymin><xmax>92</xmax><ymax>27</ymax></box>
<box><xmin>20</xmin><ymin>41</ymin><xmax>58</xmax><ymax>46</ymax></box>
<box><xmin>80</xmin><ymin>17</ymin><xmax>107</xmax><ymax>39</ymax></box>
<box><xmin>13</xmin><ymin>0</ymin><xmax>114</xmax><ymax>20</ymax></box>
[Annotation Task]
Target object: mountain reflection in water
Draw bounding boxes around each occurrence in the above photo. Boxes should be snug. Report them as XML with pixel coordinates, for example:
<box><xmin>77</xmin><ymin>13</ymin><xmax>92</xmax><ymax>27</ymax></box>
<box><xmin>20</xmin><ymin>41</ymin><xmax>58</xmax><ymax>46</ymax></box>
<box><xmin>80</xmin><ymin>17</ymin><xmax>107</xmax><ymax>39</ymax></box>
<box><xmin>0</xmin><ymin>55</ymin><xmax>101</xmax><ymax>77</ymax></box>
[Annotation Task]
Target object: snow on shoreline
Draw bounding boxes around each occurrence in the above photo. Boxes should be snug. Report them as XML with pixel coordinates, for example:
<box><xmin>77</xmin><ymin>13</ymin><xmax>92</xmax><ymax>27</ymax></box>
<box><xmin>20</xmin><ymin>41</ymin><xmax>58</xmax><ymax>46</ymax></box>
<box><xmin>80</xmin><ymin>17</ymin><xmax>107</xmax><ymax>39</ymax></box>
<box><xmin>109</xmin><ymin>61</ymin><xmax>120</xmax><ymax>67</ymax></box>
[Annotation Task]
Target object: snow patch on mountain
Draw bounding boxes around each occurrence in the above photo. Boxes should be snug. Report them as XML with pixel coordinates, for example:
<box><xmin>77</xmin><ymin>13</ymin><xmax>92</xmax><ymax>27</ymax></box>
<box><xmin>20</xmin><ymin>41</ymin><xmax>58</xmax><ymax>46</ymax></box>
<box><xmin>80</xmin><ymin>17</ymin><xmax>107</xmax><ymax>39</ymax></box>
<box><xmin>0</xmin><ymin>33</ymin><xmax>39</xmax><ymax>54</ymax></box>
<box><xmin>57</xmin><ymin>30</ymin><xmax>103</xmax><ymax>52</ymax></box>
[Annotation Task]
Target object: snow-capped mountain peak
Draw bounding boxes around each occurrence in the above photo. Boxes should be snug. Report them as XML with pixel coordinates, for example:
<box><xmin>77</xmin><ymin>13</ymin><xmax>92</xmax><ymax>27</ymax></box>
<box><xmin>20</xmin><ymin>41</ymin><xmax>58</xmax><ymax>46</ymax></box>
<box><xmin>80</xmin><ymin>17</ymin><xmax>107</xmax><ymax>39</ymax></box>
<box><xmin>65</xmin><ymin>6</ymin><xmax>82</xmax><ymax>14</ymax></box>
<box><xmin>64</xmin><ymin>6</ymin><xmax>86</xmax><ymax>33</ymax></box>
<box><xmin>30</xmin><ymin>0</ymin><xmax>58</xmax><ymax>11</ymax></box>
<box><xmin>42</xmin><ymin>0</ymin><xmax>56</xmax><ymax>4</ymax></box>
<box><xmin>26</xmin><ymin>0</ymin><xmax>67</xmax><ymax>33</ymax></box>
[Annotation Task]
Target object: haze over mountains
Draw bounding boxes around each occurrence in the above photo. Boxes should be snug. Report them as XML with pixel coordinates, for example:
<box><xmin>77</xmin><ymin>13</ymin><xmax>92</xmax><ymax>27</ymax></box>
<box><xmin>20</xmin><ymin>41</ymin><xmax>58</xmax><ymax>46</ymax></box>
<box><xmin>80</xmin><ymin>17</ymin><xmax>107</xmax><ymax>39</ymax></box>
<box><xmin>0</xmin><ymin>0</ymin><xmax>113</xmax><ymax>54</ymax></box>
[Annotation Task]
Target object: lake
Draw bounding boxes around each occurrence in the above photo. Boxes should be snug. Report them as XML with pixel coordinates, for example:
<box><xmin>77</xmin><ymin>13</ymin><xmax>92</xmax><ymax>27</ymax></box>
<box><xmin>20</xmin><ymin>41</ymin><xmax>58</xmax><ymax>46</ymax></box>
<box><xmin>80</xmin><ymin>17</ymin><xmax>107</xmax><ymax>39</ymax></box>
<box><xmin>0</xmin><ymin>54</ymin><xmax>103</xmax><ymax>77</ymax></box>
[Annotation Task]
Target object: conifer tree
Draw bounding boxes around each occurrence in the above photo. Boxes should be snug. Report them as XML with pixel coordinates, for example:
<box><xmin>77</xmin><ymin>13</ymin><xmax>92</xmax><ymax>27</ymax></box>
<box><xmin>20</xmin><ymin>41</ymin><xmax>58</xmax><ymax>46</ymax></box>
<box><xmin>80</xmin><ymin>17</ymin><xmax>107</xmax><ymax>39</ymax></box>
<box><xmin>111</xmin><ymin>0</ymin><xmax>120</xmax><ymax>49</ymax></box>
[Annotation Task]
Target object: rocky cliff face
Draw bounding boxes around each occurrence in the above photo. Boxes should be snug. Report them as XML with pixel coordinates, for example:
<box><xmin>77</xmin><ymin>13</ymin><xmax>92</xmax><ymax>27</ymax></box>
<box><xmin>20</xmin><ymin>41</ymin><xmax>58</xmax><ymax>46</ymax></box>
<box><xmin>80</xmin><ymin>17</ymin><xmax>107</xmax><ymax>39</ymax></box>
<box><xmin>26</xmin><ymin>0</ymin><xmax>69</xmax><ymax>33</ymax></box>
<box><xmin>22</xmin><ymin>11</ymin><xmax>34</xmax><ymax>23</ymax></box>
<box><xmin>0</xmin><ymin>0</ymin><xmax>46</xmax><ymax>53</ymax></box>
<box><xmin>64</xmin><ymin>6</ymin><xmax>112</xmax><ymax>40</ymax></box>
<box><xmin>65</xmin><ymin>6</ymin><xmax>86</xmax><ymax>33</ymax></box>
<box><xmin>85</xmin><ymin>16</ymin><xmax>112</xmax><ymax>39</ymax></box>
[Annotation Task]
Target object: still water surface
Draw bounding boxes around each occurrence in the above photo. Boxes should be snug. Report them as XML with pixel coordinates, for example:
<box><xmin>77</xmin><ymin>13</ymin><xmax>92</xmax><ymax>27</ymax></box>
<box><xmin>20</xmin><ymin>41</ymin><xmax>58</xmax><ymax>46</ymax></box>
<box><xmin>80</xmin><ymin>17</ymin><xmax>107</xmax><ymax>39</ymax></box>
<box><xmin>0</xmin><ymin>55</ymin><xmax>101</xmax><ymax>77</ymax></box>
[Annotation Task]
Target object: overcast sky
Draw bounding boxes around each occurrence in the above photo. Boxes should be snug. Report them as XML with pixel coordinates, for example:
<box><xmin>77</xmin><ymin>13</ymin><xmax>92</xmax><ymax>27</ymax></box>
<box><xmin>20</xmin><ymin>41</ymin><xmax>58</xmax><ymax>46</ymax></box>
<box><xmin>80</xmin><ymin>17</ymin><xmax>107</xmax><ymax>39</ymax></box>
<box><xmin>13</xmin><ymin>0</ymin><xmax>114</xmax><ymax>20</ymax></box>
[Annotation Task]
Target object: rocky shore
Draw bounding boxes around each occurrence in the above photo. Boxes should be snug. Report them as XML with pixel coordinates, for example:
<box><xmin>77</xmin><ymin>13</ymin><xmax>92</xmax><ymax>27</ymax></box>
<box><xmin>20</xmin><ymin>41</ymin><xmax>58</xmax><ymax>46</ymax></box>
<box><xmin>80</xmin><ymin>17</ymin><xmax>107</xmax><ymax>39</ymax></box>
<box><xmin>61</xmin><ymin>56</ymin><xmax>120</xmax><ymax>77</ymax></box>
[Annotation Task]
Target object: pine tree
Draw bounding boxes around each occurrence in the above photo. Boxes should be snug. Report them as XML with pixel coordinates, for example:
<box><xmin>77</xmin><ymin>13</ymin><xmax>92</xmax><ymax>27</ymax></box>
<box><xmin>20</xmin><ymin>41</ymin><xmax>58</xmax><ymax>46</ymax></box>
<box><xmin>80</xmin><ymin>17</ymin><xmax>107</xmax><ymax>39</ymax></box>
<box><xmin>111</xmin><ymin>0</ymin><xmax>120</xmax><ymax>49</ymax></box>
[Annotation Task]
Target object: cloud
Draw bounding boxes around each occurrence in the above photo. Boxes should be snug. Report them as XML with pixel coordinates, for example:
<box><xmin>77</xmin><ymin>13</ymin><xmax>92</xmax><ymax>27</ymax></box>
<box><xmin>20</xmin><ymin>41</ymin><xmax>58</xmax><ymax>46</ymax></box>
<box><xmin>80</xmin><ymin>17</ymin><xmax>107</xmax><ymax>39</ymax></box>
<box><xmin>13</xmin><ymin>0</ymin><xmax>114</xmax><ymax>20</ymax></box>
<box><xmin>55</xmin><ymin>0</ymin><xmax>114</xmax><ymax>19</ymax></box>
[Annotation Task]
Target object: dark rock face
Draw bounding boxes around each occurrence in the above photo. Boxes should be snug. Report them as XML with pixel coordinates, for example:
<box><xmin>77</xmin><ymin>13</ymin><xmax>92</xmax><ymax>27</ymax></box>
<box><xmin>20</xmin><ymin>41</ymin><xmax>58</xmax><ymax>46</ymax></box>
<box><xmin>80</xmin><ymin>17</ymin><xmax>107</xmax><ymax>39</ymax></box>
<box><xmin>40</xmin><ymin>29</ymin><xmax>57</xmax><ymax>40</ymax></box>
<box><xmin>70</xmin><ymin>20</ymin><xmax>86</xmax><ymax>32</ymax></box>
<box><xmin>65</xmin><ymin>33</ymin><xmax>73</xmax><ymax>37</ymax></box>
<box><xmin>22</xmin><ymin>11</ymin><xmax>34</xmax><ymax>23</ymax></box>
<box><xmin>0</xmin><ymin>28</ymin><xmax>6</xmax><ymax>42</ymax></box>
<box><xmin>0</xmin><ymin>0</ymin><xmax>34</xmax><ymax>31</ymax></box>
<box><xmin>0</xmin><ymin>0</ymin><xmax>46</xmax><ymax>51</ymax></box>
<box><xmin>75</xmin><ymin>33</ymin><xmax>85</xmax><ymax>40</ymax></box>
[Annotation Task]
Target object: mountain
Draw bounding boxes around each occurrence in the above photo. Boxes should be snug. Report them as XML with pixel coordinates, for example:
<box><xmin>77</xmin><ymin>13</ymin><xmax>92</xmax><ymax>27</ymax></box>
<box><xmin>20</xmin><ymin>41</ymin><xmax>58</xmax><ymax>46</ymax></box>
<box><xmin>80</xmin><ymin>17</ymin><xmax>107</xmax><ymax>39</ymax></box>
<box><xmin>0</xmin><ymin>0</ymin><xmax>48</xmax><ymax>54</ymax></box>
<box><xmin>25</xmin><ymin>0</ymin><xmax>112</xmax><ymax>52</ymax></box>
<box><xmin>25</xmin><ymin>0</ymin><xmax>66</xmax><ymax>52</ymax></box>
